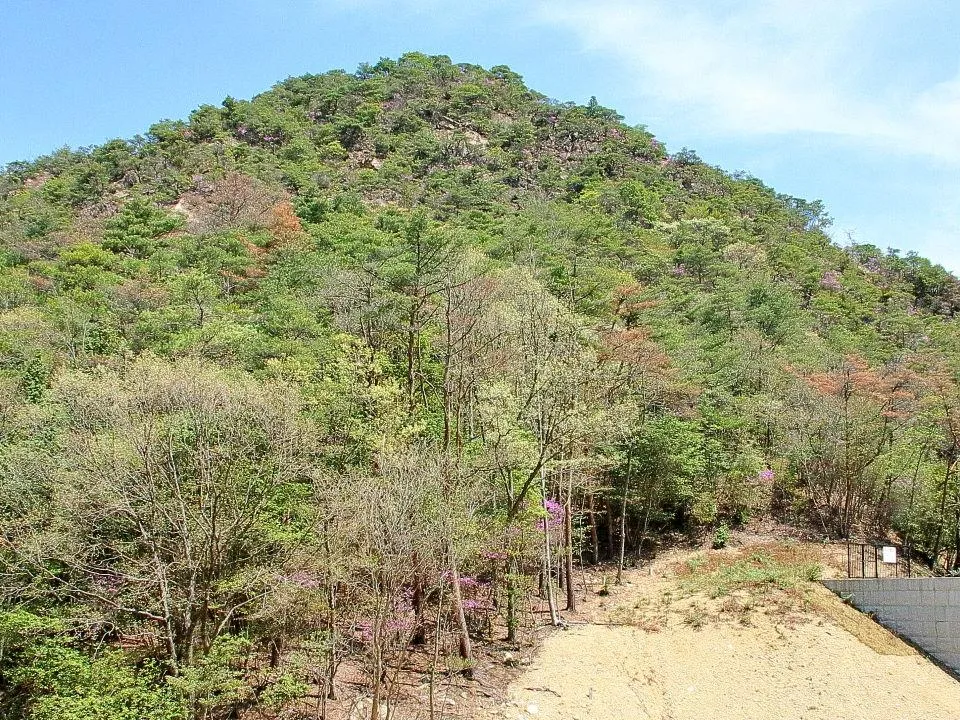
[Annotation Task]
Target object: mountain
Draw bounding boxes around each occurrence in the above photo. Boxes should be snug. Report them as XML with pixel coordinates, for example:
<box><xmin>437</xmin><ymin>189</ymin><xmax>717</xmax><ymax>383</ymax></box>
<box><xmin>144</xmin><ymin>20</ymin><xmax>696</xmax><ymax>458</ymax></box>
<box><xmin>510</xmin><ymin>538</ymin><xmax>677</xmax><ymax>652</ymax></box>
<box><xmin>2</xmin><ymin>52</ymin><xmax>960</xmax><ymax>718</ymax></box>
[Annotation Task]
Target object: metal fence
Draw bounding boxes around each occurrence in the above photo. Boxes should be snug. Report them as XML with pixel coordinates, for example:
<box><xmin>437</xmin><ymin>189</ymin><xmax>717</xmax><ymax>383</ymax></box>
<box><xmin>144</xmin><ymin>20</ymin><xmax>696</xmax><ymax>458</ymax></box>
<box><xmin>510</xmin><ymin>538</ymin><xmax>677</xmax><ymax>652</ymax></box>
<box><xmin>846</xmin><ymin>542</ymin><xmax>912</xmax><ymax>578</ymax></box>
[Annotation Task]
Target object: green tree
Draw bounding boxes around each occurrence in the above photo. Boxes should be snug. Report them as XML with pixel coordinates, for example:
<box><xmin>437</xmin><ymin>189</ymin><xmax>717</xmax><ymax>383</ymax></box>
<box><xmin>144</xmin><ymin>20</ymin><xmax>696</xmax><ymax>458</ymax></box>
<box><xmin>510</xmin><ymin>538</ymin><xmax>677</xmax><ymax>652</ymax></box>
<box><xmin>102</xmin><ymin>198</ymin><xmax>182</xmax><ymax>256</ymax></box>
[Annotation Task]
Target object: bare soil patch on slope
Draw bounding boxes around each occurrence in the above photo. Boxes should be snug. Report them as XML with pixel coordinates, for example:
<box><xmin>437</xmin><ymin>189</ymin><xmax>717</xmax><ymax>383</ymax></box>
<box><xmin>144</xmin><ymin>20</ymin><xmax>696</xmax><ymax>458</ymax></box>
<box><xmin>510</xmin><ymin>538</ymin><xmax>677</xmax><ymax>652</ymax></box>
<box><xmin>488</xmin><ymin>541</ymin><xmax>960</xmax><ymax>720</ymax></box>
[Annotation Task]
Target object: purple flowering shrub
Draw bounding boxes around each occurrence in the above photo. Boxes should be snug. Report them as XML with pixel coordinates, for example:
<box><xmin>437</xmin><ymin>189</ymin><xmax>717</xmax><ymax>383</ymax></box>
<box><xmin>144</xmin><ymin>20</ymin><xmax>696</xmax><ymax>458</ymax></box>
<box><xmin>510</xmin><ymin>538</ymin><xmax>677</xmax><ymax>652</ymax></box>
<box><xmin>820</xmin><ymin>270</ymin><xmax>843</xmax><ymax>292</ymax></box>
<box><xmin>543</xmin><ymin>498</ymin><xmax>565</xmax><ymax>529</ymax></box>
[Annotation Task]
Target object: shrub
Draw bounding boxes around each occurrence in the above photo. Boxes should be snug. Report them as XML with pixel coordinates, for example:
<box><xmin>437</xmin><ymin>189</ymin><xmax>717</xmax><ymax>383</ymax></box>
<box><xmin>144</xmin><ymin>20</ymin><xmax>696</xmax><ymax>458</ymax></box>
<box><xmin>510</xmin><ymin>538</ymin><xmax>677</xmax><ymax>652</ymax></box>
<box><xmin>6</xmin><ymin>638</ymin><xmax>183</xmax><ymax>720</ymax></box>
<box><xmin>712</xmin><ymin>523</ymin><xmax>730</xmax><ymax>549</ymax></box>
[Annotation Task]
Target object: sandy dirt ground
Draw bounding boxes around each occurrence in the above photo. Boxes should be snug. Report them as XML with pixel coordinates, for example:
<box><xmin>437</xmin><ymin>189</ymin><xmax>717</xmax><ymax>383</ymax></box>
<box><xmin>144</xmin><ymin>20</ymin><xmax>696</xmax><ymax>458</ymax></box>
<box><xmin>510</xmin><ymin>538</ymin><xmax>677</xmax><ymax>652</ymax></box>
<box><xmin>482</xmin><ymin>544</ymin><xmax>960</xmax><ymax>720</ymax></box>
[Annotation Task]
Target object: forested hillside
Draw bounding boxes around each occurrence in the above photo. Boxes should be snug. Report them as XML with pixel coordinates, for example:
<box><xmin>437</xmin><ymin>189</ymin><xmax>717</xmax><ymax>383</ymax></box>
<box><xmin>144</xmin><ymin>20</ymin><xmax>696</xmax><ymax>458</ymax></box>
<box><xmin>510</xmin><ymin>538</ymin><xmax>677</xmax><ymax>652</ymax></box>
<box><xmin>3</xmin><ymin>52</ymin><xmax>960</xmax><ymax>718</ymax></box>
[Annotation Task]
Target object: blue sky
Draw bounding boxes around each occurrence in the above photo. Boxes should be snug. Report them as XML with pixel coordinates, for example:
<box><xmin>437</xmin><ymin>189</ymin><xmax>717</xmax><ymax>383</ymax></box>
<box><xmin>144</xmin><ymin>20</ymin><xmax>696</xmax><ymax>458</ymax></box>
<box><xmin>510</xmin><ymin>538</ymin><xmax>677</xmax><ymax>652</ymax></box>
<box><xmin>2</xmin><ymin>1</ymin><xmax>959</xmax><ymax>270</ymax></box>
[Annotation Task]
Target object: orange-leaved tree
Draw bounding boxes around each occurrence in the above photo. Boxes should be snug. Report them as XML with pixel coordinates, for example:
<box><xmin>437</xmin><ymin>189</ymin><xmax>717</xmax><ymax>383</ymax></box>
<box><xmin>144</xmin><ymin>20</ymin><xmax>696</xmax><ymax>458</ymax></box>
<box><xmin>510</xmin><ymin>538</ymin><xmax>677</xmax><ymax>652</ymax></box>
<box><xmin>788</xmin><ymin>354</ymin><xmax>918</xmax><ymax>536</ymax></box>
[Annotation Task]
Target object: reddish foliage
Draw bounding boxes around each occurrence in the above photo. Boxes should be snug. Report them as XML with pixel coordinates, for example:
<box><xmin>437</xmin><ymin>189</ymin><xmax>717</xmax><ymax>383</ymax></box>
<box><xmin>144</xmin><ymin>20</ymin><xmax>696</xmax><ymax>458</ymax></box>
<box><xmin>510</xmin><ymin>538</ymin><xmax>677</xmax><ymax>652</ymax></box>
<box><xmin>803</xmin><ymin>354</ymin><xmax>917</xmax><ymax>421</ymax></box>
<box><xmin>112</xmin><ymin>279</ymin><xmax>169</xmax><ymax>311</ymax></box>
<box><xmin>911</xmin><ymin>352</ymin><xmax>960</xmax><ymax>447</ymax></box>
<box><xmin>28</xmin><ymin>275</ymin><xmax>54</xmax><ymax>293</ymax></box>
<box><xmin>610</xmin><ymin>283</ymin><xmax>657</xmax><ymax>327</ymax></box>
<box><xmin>269</xmin><ymin>201</ymin><xmax>305</xmax><ymax>246</ymax></box>
<box><xmin>597</xmin><ymin>327</ymin><xmax>689</xmax><ymax>409</ymax></box>
<box><xmin>599</xmin><ymin>327</ymin><xmax>668</xmax><ymax>369</ymax></box>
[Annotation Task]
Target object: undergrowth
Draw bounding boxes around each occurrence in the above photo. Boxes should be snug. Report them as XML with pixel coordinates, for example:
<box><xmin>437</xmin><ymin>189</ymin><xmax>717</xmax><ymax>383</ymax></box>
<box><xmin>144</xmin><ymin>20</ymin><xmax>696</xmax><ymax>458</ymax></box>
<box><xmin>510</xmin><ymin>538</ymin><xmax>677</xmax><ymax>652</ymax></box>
<box><xmin>677</xmin><ymin>545</ymin><xmax>823</xmax><ymax>599</ymax></box>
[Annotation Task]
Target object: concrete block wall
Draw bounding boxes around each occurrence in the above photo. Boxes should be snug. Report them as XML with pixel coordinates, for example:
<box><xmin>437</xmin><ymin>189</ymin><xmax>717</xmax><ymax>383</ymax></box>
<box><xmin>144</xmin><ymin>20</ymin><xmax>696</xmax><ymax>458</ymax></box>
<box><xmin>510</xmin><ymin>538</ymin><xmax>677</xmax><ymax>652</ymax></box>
<box><xmin>822</xmin><ymin>577</ymin><xmax>960</xmax><ymax>674</ymax></box>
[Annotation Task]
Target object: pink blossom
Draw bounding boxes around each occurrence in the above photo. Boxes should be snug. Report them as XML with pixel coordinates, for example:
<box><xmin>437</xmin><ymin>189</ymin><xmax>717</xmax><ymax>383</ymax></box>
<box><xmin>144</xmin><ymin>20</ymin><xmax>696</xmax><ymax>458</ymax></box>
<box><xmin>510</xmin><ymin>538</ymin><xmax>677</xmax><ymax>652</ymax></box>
<box><xmin>283</xmin><ymin>570</ymin><xmax>322</xmax><ymax>589</ymax></box>
<box><xmin>820</xmin><ymin>270</ymin><xmax>843</xmax><ymax>292</ymax></box>
<box><xmin>386</xmin><ymin>615</ymin><xmax>415</xmax><ymax>632</ymax></box>
<box><xmin>543</xmin><ymin>498</ymin><xmax>564</xmax><ymax>529</ymax></box>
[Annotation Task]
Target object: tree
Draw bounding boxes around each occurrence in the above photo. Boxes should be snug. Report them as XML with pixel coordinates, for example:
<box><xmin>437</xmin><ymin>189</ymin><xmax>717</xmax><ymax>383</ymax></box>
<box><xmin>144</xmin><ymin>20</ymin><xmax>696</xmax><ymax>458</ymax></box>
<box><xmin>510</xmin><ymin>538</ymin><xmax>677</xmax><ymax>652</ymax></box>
<box><xmin>183</xmin><ymin>172</ymin><xmax>283</xmax><ymax>234</ymax></box>
<box><xmin>788</xmin><ymin>355</ymin><xmax>917</xmax><ymax>536</ymax></box>
<box><xmin>596</xmin><ymin>325</ymin><xmax>677</xmax><ymax>581</ymax></box>
<box><xmin>18</xmin><ymin>357</ymin><xmax>314</xmax><ymax>673</ymax></box>
<box><xmin>323</xmin><ymin>443</ymin><xmax>481</xmax><ymax>713</ymax></box>
<box><xmin>102</xmin><ymin>198</ymin><xmax>182</xmax><ymax>257</ymax></box>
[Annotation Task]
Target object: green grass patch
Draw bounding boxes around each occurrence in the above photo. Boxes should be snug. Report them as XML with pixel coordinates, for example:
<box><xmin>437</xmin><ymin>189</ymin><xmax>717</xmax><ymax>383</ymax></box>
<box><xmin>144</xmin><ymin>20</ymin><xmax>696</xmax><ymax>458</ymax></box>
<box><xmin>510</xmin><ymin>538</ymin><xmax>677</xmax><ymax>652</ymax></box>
<box><xmin>678</xmin><ymin>547</ymin><xmax>822</xmax><ymax>599</ymax></box>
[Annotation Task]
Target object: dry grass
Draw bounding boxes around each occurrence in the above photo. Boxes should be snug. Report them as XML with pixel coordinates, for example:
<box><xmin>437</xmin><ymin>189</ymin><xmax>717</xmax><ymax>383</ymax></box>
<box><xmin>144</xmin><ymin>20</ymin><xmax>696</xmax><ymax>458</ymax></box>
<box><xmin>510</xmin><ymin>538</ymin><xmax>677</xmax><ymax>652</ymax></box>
<box><xmin>805</xmin><ymin>583</ymin><xmax>916</xmax><ymax>656</ymax></box>
<box><xmin>676</xmin><ymin>542</ymin><xmax>823</xmax><ymax>599</ymax></box>
<box><xmin>605</xmin><ymin>592</ymin><xmax>669</xmax><ymax>632</ymax></box>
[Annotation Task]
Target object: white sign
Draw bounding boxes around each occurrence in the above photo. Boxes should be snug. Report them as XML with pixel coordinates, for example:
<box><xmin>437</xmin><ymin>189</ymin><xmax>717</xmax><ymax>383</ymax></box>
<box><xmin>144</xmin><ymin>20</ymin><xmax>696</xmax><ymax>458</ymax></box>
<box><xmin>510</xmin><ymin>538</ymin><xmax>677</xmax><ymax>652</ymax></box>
<box><xmin>882</xmin><ymin>546</ymin><xmax>897</xmax><ymax>564</ymax></box>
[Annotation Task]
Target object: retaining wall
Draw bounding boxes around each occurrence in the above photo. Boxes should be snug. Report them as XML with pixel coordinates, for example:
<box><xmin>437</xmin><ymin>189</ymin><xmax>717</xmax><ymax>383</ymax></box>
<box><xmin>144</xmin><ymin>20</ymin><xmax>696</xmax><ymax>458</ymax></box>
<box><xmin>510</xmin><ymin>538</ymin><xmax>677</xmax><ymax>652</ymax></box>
<box><xmin>822</xmin><ymin>577</ymin><xmax>960</xmax><ymax>675</ymax></box>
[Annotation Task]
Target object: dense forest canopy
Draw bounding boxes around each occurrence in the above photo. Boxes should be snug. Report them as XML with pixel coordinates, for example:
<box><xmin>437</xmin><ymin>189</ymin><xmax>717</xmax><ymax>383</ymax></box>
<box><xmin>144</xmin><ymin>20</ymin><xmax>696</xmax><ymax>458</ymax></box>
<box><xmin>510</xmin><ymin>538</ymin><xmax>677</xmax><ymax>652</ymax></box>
<box><xmin>3</xmin><ymin>52</ymin><xmax>960</xmax><ymax>718</ymax></box>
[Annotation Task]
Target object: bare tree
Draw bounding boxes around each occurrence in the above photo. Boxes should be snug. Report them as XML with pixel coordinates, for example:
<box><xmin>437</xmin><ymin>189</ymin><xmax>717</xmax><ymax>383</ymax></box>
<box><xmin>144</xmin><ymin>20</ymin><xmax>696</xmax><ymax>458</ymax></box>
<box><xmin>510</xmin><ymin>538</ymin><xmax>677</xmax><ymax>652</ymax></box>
<box><xmin>182</xmin><ymin>172</ymin><xmax>283</xmax><ymax>234</ymax></box>
<box><xmin>323</xmin><ymin>443</ymin><xmax>481</xmax><ymax>718</ymax></box>
<box><xmin>26</xmin><ymin>357</ymin><xmax>313</xmax><ymax>674</ymax></box>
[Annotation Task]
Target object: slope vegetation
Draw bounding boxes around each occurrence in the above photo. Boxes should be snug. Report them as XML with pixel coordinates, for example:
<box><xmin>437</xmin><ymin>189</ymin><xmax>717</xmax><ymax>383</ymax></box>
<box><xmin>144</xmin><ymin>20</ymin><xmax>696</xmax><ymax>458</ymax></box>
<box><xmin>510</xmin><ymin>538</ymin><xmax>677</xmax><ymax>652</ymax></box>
<box><xmin>2</xmin><ymin>53</ymin><xmax>960</xmax><ymax>718</ymax></box>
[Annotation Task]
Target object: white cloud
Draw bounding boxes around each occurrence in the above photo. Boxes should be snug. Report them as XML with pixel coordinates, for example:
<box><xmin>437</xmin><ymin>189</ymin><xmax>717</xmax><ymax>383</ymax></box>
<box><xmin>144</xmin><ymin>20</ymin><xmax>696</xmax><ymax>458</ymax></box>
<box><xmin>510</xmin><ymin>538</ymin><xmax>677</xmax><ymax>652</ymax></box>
<box><xmin>536</xmin><ymin>0</ymin><xmax>960</xmax><ymax>162</ymax></box>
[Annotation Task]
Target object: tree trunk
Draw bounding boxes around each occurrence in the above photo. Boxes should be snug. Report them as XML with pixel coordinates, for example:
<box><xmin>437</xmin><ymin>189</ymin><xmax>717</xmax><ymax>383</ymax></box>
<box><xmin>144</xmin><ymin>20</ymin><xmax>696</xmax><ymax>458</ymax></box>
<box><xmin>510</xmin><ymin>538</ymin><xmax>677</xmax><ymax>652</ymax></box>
<box><xmin>605</xmin><ymin>498</ymin><xmax>615</xmax><ymax>561</ymax></box>
<box><xmin>448</xmin><ymin>556</ymin><xmax>475</xmax><ymax>678</ymax></box>
<box><xmin>428</xmin><ymin>583</ymin><xmax>444</xmax><ymax>720</ymax></box>
<box><xmin>638</xmin><ymin>476</ymin><xmax>659</xmax><ymax>563</ymax></box>
<box><xmin>540</xmin><ymin>467</ymin><xmax>560</xmax><ymax>625</ymax></box>
<box><xmin>323</xmin><ymin>527</ymin><xmax>338</xmax><ymax>708</ymax></box>
<box><xmin>506</xmin><ymin>559</ymin><xmax>518</xmax><ymax>643</ymax></box>
<box><xmin>405</xmin><ymin>303</ymin><xmax>418</xmax><ymax>415</ymax></box>
<box><xmin>565</xmin><ymin>503</ymin><xmax>576</xmax><ymax>611</ymax></box>
<box><xmin>617</xmin><ymin>445</ymin><xmax>633</xmax><ymax>585</ymax></box>
<box><xmin>564</xmin><ymin>465</ymin><xmax>576</xmax><ymax>611</ymax></box>
<box><xmin>370</xmin><ymin>624</ymin><xmax>383</xmax><ymax>720</ymax></box>
<box><xmin>932</xmin><ymin>459</ymin><xmax>954</xmax><ymax>569</ymax></box>
<box><xmin>903</xmin><ymin>445</ymin><xmax>924</xmax><ymax>556</ymax></box>
<box><xmin>587</xmin><ymin>491</ymin><xmax>600</xmax><ymax>563</ymax></box>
